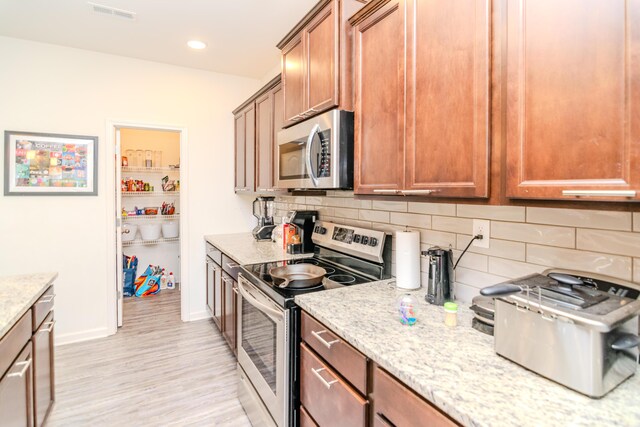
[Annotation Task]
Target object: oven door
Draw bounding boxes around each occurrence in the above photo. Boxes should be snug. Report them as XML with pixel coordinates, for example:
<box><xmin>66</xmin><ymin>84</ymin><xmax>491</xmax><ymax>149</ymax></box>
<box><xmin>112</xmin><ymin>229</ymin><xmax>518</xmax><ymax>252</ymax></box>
<box><xmin>237</xmin><ymin>274</ymin><xmax>289</xmax><ymax>427</ymax></box>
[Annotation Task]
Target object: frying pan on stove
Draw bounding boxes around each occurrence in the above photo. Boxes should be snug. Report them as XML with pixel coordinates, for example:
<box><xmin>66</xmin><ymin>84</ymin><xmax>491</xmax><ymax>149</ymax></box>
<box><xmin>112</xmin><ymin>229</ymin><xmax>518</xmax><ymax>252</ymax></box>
<box><xmin>269</xmin><ymin>264</ymin><xmax>326</xmax><ymax>289</ymax></box>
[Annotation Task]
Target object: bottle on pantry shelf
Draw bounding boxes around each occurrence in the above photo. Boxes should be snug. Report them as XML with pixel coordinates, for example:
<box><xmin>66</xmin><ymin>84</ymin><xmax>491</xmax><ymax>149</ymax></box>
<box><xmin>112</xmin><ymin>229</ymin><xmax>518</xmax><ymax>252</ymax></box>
<box><xmin>167</xmin><ymin>272</ymin><xmax>175</xmax><ymax>289</ymax></box>
<box><xmin>160</xmin><ymin>269</ymin><xmax>167</xmax><ymax>288</ymax></box>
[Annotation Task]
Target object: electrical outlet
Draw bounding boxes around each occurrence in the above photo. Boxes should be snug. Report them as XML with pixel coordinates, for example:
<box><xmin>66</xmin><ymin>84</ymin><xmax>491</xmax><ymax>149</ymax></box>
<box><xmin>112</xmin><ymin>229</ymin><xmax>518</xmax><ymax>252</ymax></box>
<box><xmin>472</xmin><ymin>219</ymin><xmax>490</xmax><ymax>248</ymax></box>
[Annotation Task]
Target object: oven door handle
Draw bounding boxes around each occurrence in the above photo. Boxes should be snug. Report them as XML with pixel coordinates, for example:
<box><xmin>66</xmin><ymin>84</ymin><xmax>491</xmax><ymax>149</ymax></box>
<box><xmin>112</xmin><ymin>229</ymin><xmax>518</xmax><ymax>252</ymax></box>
<box><xmin>237</xmin><ymin>277</ymin><xmax>284</xmax><ymax>321</ymax></box>
<box><xmin>305</xmin><ymin>124</ymin><xmax>320</xmax><ymax>187</ymax></box>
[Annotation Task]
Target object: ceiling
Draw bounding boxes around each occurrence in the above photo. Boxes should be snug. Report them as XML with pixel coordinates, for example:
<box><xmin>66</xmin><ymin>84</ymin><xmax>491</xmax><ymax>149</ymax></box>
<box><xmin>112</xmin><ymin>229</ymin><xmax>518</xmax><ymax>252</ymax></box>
<box><xmin>0</xmin><ymin>0</ymin><xmax>318</xmax><ymax>79</ymax></box>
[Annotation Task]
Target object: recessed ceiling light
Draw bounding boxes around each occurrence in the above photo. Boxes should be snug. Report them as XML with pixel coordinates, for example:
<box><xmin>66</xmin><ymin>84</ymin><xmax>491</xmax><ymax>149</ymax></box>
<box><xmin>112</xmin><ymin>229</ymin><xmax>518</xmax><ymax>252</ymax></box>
<box><xmin>187</xmin><ymin>40</ymin><xmax>207</xmax><ymax>50</ymax></box>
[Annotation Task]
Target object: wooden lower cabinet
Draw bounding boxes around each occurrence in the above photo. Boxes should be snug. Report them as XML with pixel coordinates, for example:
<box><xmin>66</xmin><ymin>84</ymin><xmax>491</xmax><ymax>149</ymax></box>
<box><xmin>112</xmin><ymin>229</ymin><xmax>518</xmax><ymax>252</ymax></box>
<box><xmin>0</xmin><ymin>342</ymin><xmax>34</xmax><ymax>427</ymax></box>
<box><xmin>300</xmin><ymin>405</ymin><xmax>319</xmax><ymax>427</ymax></box>
<box><xmin>371</xmin><ymin>366</ymin><xmax>457</xmax><ymax>427</ymax></box>
<box><xmin>33</xmin><ymin>312</ymin><xmax>54</xmax><ymax>427</ymax></box>
<box><xmin>222</xmin><ymin>273</ymin><xmax>238</xmax><ymax>355</ymax></box>
<box><xmin>300</xmin><ymin>343</ymin><xmax>368</xmax><ymax>427</ymax></box>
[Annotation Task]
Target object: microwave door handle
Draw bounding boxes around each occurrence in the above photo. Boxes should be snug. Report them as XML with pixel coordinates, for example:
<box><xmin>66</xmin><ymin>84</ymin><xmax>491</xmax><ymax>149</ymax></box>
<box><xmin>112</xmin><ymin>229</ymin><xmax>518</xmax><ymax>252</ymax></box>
<box><xmin>305</xmin><ymin>124</ymin><xmax>320</xmax><ymax>187</ymax></box>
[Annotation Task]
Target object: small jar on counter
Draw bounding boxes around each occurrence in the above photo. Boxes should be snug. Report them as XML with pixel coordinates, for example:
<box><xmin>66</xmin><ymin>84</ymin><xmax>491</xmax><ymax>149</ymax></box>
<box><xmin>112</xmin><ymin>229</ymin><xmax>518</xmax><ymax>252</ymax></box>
<box><xmin>396</xmin><ymin>294</ymin><xmax>417</xmax><ymax>326</ymax></box>
<box><xmin>444</xmin><ymin>302</ymin><xmax>458</xmax><ymax>327</ymax></box>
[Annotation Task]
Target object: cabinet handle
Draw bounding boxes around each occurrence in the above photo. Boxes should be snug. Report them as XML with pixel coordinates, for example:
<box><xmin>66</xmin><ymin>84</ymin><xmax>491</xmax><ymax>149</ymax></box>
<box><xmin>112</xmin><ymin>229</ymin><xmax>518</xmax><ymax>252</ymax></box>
<box><xmin>373</xmin><ymin>189</ymin><xmax>400</xmax><ymax>194</ymax></box>
<box><xmin>311</xmin><ymin>329</ymin><xmax>340</xmax><ymax>349</ymax></box>
<box><xmin>562</xmin><ymin>190</ymin><xmax>636</xmax><ymax>198</ymax></box>
<box><xmin>38</xmin><ymin>295</ymin><xmax>55</xmax><ymax>304</ymax></box>
<box><xmin>311</xmin><ymin>367</ymin><xmax>338</xmax><ymax>389</ymax></box>
<box><xmin>7</xmin><ymin>359</ymin><xmax>32</xmax><ymax>378</ymax></box>
<box><xmin>38</xmin><ymin>320</ymin><xmax>56</xmax><ymax>334</ymax></box>
<box><xmin>226</xmin><ymin>262</ymin><xmax>239</xmax><ymax>269</ymax></box>
<box><xmin>401</xmin><ymin>189</ymin><xmax>441</xmax><ymax>195</ymax></box>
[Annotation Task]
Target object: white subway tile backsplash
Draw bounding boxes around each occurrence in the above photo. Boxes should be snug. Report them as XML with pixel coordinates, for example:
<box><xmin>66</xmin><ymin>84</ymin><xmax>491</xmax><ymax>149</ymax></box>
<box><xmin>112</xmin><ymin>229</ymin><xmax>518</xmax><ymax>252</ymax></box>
<box><xmin>634</xmin><ymin>213</ymin><xmax>640</xmax><ymax>232</ymax></box>
<box><xmin>371</xmin><ymin>223</ymin><xmax>409</xmax><ymax>234</ymax></box>
<box><xmin>390</xmin><ymin>212</ymin><xmax>432</xmax><ymax>229</ymax></box>
<box><xmin>372</xmin><ymin>200</ymin><xmax>408</xmax><ymax>212</ymax></box>
<box><xmin>457</xmin><ymin>205</ymin><xmax>525</xmax><ymax>222</ymax></box>
<box><xmin>577</xmin><ymin>229</ymin><xmax>640</xmax><ymax>258</ymax></box>
<box><xmin>488</xmin><ymin>258</ymin><xmax>546</xmax><ymax>279</ymax></box>
<box><xmin>408</xmin><ymin>202</ymin><xmax>456</xmax><ymax>216</ymax></box>
<box><xmin>634</xmin><ymin>259</ymin><xmax>640</xmax><ymax>283</ymax></box>
<box><xmin>452</xmin><ymin>250</ymin><xmax>488</xmax><ymax>272</ymax></box>
<box><xmin>526</xmin><ymin>244</ymin><xmax>632</xmax><ymax>281</ymax></box>
<box><xmin>333</xmin><ymin>207</ymin><xmax>360</xmax><ymax>220</ymax></box>
<box><xmin>454</xmin><ymin>267</ymin><xmax>508</xmax><ymax>289</ymax></box>
<box><xmin>359</xmin><ymin>209</ymin><xmax>390</xmax><ymax>223</ymax></box>
<box><xmin>492</xmin><ymin>222</ymin><xmax>575</xmax><ymax>248</ymax></box>
<box><xmin>432</xmin><ymin>216</ymin><xmax>473</xmax><ymax>234</ymax></box>
<box><xmin>527</xmin><ymin>207</ymin><xmax>632</xmax><ymax>231</ymax></box>
<box><xmin>349</xmin><ymin>199</ymin><xmax>373</xmax><ymax>209</ymax></box>
<box><xmin>419</xmin><ymin>230</ymin><xmax>457</xmax><ymax>248</ymax></box>
<box><xmin>305</xmin><ymin>196</ymin><xmax>323</xmax><ymax>205</ymax></box>
<box><xmin>456</xmin><ymin>235</ymin><xmax>526</xmax><ymax>262</ymax></box>
<box><xmin>454</xmin><ymin>282</ymin><xmax>481</xmax><ymax>304</ymax></box>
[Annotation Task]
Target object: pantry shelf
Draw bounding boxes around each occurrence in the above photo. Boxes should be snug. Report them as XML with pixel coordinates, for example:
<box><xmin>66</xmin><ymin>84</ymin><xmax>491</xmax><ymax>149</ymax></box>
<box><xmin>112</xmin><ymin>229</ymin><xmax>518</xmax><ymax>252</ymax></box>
<box><xmin>123</xmin><ymin>214</ymin><xmax>180</xmax><ymax>221</ymax></box>
<box><xmin>122</xmin><ymin>166</ymin><xmax>179</xmax><ymax>173</ymax></box>
<box><xmin>122</xmin><ymin>237</ymin><xmax>180</xmax><ymax>247</ymax></box>
<box><xmin>122</xmin><ymin>191</ymin><xmax>180</xmax><ymax>197</ymax></box>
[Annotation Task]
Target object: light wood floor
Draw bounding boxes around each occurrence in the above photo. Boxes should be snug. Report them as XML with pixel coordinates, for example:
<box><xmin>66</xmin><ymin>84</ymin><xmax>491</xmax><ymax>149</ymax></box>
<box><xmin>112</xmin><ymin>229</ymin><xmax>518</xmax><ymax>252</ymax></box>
<box><xmin>47</xmin><ymin>290</ymin><xmax>251</xmax><ymax>426</ymax></box>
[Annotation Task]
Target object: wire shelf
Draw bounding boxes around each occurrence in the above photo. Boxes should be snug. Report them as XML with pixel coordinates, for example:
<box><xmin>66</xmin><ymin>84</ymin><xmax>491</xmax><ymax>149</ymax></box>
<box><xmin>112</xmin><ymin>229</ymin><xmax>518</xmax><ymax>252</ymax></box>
<box><xmin>122</xmin><ymin>237</ymin><xmax>179</xmax><ymax>247</ymax></box>
<box><xmin>121</xmin><ymin>166</ymin><xmax>179</xmax><ymax>173</ymax></box>
<box><xmin>123</xmin><ymin>214</ymin><xmax>179</xmax><ymax>221</ymax></box>
<box><xmin>122</xmin><ymin>191</ymin><xmax>180</xmax><ymax>197</ymax></box>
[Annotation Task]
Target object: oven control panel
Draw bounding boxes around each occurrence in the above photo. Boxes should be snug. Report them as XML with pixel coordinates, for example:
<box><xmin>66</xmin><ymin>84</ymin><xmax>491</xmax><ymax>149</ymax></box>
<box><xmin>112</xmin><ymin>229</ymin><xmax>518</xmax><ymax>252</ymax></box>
<box><xmin>312</xmin><ymin>221</ymin><xmax>387</xmax><ymax>263</ymax></box>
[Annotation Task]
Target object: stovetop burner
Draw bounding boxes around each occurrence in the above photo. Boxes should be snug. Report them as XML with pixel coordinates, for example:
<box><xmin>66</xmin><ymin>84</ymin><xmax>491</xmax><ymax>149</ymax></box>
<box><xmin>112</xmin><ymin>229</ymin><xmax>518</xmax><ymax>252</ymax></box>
<box><xmin>327</xmin><ymin>274</ymin><xmax>356</xmax><ymax>284</ymax></box>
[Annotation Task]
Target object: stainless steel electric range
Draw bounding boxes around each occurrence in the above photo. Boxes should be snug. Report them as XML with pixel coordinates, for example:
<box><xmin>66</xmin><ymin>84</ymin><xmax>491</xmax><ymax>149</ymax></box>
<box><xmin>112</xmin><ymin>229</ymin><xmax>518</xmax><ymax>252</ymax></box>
<box><xmin>236</xmin><ymin>220</ymin><xmax>392</xmax><ymax>427</ymax></box>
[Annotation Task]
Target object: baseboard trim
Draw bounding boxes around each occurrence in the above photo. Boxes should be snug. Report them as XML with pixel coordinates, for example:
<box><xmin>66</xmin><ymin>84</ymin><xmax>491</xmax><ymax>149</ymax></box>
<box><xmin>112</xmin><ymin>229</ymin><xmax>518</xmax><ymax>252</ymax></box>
<box><xmin>188</xmin><ymin>310</ymin><xmax>211</xmax><ymax>322</ymax></box>
<box><xmin>55</xmin><ymin>327</ymin><xmax>111</xmax><ymax>346</ymax></box>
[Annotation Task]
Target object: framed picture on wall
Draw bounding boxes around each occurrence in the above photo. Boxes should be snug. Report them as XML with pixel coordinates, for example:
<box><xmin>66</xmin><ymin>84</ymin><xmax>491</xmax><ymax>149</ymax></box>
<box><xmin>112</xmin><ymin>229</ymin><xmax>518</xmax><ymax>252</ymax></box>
<box><xmin>4</xmin><ymin>130</ymin><xmax>98</xmax><ymax>196</ymax></box>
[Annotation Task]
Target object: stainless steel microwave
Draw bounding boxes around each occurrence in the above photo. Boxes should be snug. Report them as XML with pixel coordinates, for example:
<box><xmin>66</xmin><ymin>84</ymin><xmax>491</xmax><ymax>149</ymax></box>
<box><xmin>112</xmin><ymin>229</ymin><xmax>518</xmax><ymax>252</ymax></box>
<box><xmin>276</xmin><ymin>109</ymin><xmax>353</xmax><ymax>190</ymax></box>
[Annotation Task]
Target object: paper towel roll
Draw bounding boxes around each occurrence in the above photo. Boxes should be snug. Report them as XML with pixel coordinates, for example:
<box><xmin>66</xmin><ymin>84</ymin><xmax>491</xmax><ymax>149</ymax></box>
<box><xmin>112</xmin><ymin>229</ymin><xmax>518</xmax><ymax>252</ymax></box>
<box><xmin>395</xmin><ymin>230</ymin><xmax>421</xmax><ymax>289</ymax></box>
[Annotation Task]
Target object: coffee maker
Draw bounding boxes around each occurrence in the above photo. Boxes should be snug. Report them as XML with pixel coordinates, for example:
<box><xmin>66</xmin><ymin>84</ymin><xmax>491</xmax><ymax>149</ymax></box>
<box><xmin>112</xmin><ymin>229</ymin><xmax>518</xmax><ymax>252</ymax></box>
<box><xmin>423</xmin><ymin>246</ymin><xmax>454</xmax><ymax>305</ymax></box>
<box><xmin>286</xmin><ymin>210</ymin><xmax>318</xmax><ymax>254</ymax></box>
<box><xmin>252</xmin><ymin>197</ymin><xmax>276</xmax><ymax>241</ymax></box>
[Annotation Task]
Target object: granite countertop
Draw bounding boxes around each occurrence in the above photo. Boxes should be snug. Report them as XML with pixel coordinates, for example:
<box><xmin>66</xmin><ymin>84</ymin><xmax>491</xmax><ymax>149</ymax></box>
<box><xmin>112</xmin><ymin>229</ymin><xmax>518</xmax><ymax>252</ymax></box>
<box><xmin>295</xmin><ymin>281</ymin><xmax>640</xmax><ymax>427</ymax></box>
<box><xmin>204</xmin><ymin>233</ymin><xmax>313</xmax><ymax>265</ymax></box>
<box><xmin>0</xmin><ymin>272</ymin><xmax>58</xmax><ymax>337</ymax></box>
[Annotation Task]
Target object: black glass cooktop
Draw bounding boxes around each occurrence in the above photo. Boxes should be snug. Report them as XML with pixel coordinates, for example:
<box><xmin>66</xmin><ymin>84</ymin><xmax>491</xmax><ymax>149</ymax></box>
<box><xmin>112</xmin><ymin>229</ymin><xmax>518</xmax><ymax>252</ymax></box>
<box><xmin>240</xmin><ymin>257</ymin><xmax>374</xmax><ymax>308</ymax></box>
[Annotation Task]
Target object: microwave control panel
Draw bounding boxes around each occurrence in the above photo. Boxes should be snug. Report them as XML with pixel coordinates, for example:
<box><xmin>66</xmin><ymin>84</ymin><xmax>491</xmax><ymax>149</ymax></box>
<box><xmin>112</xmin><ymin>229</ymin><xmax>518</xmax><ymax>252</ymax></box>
<box><xmin>316</xmin><ymin>130</ymin><xmax>331</xmax><ymax>178</ymax></box>
<box><xmin>312</xmin><ymin>221</ymin><xmax>387</xmax><ymax>263</ymax></box>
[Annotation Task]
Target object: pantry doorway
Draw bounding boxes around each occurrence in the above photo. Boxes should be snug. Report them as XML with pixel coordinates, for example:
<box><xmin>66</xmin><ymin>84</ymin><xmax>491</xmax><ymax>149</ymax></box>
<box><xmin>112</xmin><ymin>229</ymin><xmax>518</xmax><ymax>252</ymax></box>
<box><xmin>106</xmin><ymin>121</ymin><xmax>188</xmax><ymax>333</ymax></box>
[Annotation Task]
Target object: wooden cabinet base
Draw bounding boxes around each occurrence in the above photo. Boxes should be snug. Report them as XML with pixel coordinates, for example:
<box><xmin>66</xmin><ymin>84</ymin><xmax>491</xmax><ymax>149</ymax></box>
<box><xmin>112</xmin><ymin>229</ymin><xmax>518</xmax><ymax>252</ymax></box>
<box><xmin>33</xmin><ymin>312</ymin><xmax>55</xmax><ymax>427</ymax></box>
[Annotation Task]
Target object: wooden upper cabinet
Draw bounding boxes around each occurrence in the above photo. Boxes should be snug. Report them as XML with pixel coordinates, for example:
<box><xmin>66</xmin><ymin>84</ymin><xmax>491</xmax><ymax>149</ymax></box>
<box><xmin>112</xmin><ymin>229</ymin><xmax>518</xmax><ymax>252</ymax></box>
<box><xmin>352</xmin><ymin>0</ymin><xmax>490</xmax><ymax>198</ymax></box>
<box><xmin>256</xmin><ymin>82</ymin><xmax>285</xmax><ymax>192</ymax></box>
<box><xmin>353</xmin><ymin>0</ymin><xmax>405</xmax><ymax>194</ymax></box>
<box><xmin>279</xmin><ymin>0</ymin><xmax>365</xmax><ymax>128</ymax></box>
<box><xmin>282</xmin><ymin>35</ymin><xmax>306</xmax><ymax>125</ymax></box>
<box><xmin>234</xmin><ymin>103</ymin><xmax>255</xmax><ymax>193</ymax></box>
<box><xmin>505</xmin><ymin>0</ymin><xmax>640</xmax><ymax>201</ymax></box>
<box><xmin>305</xmin><ymin>1</ymin><xmax>339</xmax><ymax>114</ymax></box>
<box><xmin>405</xmin><ymin>0</ymin><xmax>490</xmax><ymax>198</ymax></box>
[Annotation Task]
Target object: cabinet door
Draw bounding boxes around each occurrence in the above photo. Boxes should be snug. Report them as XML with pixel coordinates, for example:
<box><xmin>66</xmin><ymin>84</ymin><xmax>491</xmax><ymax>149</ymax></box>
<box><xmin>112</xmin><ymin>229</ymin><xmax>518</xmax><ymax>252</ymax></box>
<box><xmin>283</xmin><ymin>34</ymin><xmax>306</xmax><ymax>126</ymax></box>
<box><xmin>256</xmin><ymin>91</ymin><xmax>275</xmax><ymax>191</ymax></box>
<box><xmin>222</xmin><ymin>274</ymin><xmax>236</xmax><ymax>354</ymax></box>
<box><xmin>213</xmin><ymin>264</ymin><xmax>223</xmax><ymax>330</ymax></box>
<box><xmin>272</xmin><ymin>84</ymin><xmax>284</xmax><ymax>187</ymax></box>
<box><xmin>33</xmin><ymin>313</ymin><xmax>54</xmax><ymax>427</ymax></box>
<box><xmin>305</xmin><ymin>0</ymin><xmax>339</xmax><ymax>115</ymax></box>
<box><xmin>505</xmin><ymin>0</ymin><xmax>640</xmax><ymax>201</ymax></box>
<box><xmin>0</xmin><ymin>343</ymin><xmax>34</xmax><ymax>427</ymax></box>
<box><xmin>234</xmin><ymin>104</ymin><xmax>256</xmax><ymax>192</ymax></box>
<box><xmin>353</xmin><ymin>0</ymin><xmax>406</xmax><ymax>195</ymax></box>
<box><xmin>206</xmin><ymin>259</ymin><xmax>214</xmax><ymax>315</ymax></box>
<box><xmin>232</xmin><ymin>281</ymin><xmax>238</xmax><ymax>356</ymax></box>
<box><xmin>405</xmin><ymin>0</ymin><xmax>490</xmax><ymax>198</ymax></box>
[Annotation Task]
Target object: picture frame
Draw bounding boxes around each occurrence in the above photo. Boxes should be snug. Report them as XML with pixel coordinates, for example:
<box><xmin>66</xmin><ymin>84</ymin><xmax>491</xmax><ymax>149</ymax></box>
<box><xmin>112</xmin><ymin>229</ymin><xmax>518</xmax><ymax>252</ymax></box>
<box><xmin>4</xmin><ymin>130</ymin><xmax>98</xmax><ymax>196</ymax></box>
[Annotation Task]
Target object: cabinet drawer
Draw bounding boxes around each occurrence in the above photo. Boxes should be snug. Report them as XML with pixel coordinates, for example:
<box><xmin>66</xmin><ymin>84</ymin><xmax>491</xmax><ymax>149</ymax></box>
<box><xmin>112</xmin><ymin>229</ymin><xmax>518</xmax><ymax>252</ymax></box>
<box><xmin>300</xmin><ymin>343</ymin><xmax>367</xmax><ymax>427</ymax></box>
<box><xmin>32</xmin><ymin>286</ymin><xmax>54</xmax><ymax>332</ymax></box>
<box><xmin>0</xmin><ymin>310</ymin><xmax>32</xmax><ymax>378</ymax></box>
<box><xmin>300</xmin><ymin>405</ymin><xmax>318</xmax><ymax>427</ymax></box>
<box><xmin>206</xmin><ymin>243</ymin><xmax>222</xmax><ymax>265</ymax></box>
<box><xmin>372</xmin><ymin>366</ymin><xmax>458</xmax><ymax>427</ymax></box>
<box><xmin>301</xmin><ymin>311</ymin><xmax>367</xmax><ymax>394</ymax></box>
<box><xmin>222</xmin><ymin>254</ymin><xmax>240</xmax><ymax>280</ymax></box>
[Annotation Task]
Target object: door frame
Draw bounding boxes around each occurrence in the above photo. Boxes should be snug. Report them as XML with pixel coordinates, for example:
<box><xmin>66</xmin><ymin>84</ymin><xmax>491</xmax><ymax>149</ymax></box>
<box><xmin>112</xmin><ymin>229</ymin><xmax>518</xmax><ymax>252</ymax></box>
<box><xmin>105</xmin><ymin>119</ymin><xmax>190</xmax><ymax>335</ymax></box>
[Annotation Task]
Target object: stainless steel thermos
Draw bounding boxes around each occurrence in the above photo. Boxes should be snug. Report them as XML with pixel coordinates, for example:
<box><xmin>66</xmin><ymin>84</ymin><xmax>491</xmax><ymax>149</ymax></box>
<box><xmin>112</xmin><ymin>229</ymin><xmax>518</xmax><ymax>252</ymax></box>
<box><xmin>425</xmin><ymin>247</ymin><xmax>454</xmax><ymax>305</ymax></box>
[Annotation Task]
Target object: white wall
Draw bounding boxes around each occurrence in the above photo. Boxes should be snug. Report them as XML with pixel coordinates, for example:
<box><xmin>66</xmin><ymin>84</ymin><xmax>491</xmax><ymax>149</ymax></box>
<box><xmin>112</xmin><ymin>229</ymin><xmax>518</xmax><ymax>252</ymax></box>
<box><xmin>0</xmin><ymin>36</ymin><xmax>259</xmax><ymax>344</ymax></box>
